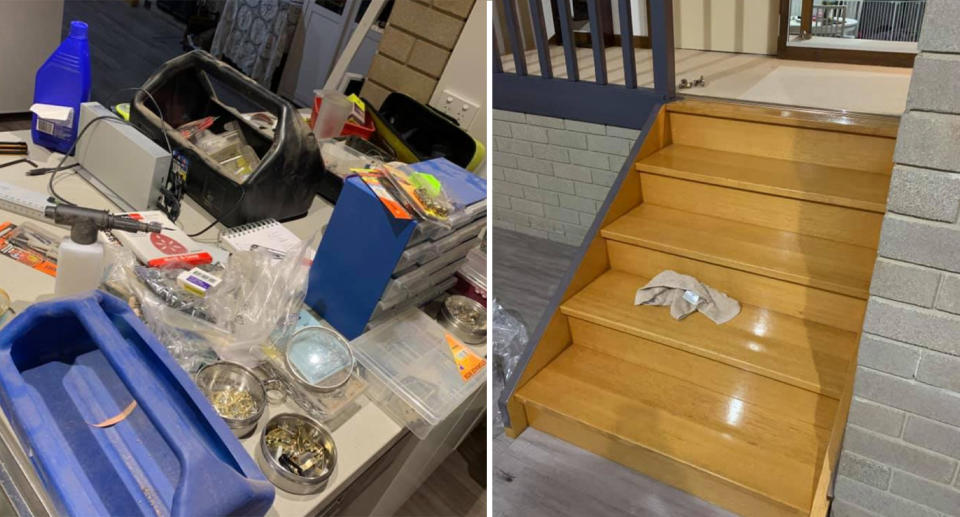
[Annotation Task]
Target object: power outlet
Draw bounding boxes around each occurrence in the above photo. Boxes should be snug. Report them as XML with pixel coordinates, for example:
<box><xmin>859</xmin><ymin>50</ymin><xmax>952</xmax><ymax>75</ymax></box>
<box><xmin>434</xmin><ymin>90</ymin><xmax>479</xmax><ymax>129</ymax></box>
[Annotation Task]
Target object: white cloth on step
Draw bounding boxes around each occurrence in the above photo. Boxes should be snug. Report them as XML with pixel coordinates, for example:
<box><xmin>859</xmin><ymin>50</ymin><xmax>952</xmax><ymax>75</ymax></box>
<box><xmin>634</xmin><ymin>270</ymin><xmax>741</xmax><ymax>324</ymax></box>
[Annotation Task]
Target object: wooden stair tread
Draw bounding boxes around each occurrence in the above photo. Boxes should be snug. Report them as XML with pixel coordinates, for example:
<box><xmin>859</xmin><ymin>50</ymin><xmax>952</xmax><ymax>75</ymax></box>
<box><xmin>666</xmin><ymin>98</ymin><xmax>900</xmax><ymax>138</ymax></box>
<box><xmin>516</xmin><ymin>345</ymin><xmax>826</xmax><ymax>512</ymax></box>
<box><xmin>560</xmin><ymin>270</ymin><xmax>857</xmax><ymax>398</ymax></box>
<box><xmin>636</xmin><ymin>144</ymin><xmax>889</xmax><ymax>212</ymax></box>
<box><xmin>602</xmin><ymin>204</ymin><xmax>876</xmax><ymax>299</ymax></box>
<box><xmin>569</xmin><ymin>318</ymin><xmax>841</xmax><ymax>429</ymax></box>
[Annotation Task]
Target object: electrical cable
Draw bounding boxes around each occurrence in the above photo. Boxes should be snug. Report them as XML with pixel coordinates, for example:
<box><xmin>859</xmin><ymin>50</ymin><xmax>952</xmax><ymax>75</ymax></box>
<box><xmin>186</xmin><ymin>188</ymin><xmax>245</xmax><ymax>237</ymax></box>
<box><xmin>125</xmin><ymin>86</ymin><xmax>245</xmax><ymax>235</ymax></box>
<box><xmin>32</xmin><ymin>85</ymin><xmax>247</xmax><ymax>235</ymax></box>
<box><xmin>41</xmin><ymin>113</ymin><xmax>128</xmax><ymax>205</ymax></box>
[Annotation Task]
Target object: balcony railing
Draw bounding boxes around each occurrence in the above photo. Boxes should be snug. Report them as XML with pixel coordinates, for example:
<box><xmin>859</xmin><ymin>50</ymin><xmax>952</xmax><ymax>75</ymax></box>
<box><xmin>492</xmin><ymin>0</ymin><xmax>675</xmax><ymax>129</ymax></box>
<box><xmin>791</xmin><ymin>0</ymin><xmax>926</xmax><ymax>42</ymax></box>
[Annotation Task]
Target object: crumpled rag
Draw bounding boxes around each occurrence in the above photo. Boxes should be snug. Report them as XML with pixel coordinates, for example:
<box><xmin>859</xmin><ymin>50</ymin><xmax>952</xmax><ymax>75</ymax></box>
<box><xmin>634</xmin><ymin>270</ymin><xmax>740</xmax><ymax>324</ymax></box>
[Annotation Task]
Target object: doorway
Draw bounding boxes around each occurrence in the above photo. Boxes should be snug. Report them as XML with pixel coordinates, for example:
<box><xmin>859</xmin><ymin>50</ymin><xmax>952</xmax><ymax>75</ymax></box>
<box><xmin>777</xmin><ymin>0</ymin><xmax>922</xmax><ymax>66</ymax></box>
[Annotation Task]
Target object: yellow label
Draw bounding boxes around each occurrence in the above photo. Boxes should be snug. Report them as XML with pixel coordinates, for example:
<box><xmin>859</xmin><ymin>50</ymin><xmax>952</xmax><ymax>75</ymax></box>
<box><xmin>446</xmin><ymin>334</ymin><xmax>485</xmax><ymax>382</ymax></box>
<box><xmin>347</xmin><ymin>94</ymin><xmax>365</xmax><ymax>112</ymax></box>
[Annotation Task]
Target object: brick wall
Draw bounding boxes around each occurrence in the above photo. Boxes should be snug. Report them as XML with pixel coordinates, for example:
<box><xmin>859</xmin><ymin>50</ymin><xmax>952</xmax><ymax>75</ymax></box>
<box><xmin>491</xmin><ymin>109</ymin><xmax>640</xmax><ymax>246</ymax></box>
<box><xmin>832</xmin><ymin>2</ymin><xmax>960</xmax><ymax>516</ymax></box>
<box><xmin>360</xmin><ymin>0</ymin><xmax>475</xmax><ymax>107</ymax></box>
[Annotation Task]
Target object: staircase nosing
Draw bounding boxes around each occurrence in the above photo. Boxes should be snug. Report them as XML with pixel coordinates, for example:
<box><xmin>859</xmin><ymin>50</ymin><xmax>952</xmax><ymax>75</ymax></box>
<box><xmin>557</xmin><ymin>302</ymin><xmax>843</xmax><ymax>399</ymax></box>
<box><xmin>565</xmin><ymin>339</ymin><xmax>838</xmax><ymax>432</ymax></box>
<box><xmin>517</xmin><ymin>385</ymin><xmax>812</xmax><ymax>514</ymax></box>
<box><xmin>598</xmin><ymin>228</ymin><xmax>871</xmax><ymax>300</ymax></box>
<box><xmin>634</xmin><ymin>147</ymin><xmax>888</xmax><ymax>213</ymax></box>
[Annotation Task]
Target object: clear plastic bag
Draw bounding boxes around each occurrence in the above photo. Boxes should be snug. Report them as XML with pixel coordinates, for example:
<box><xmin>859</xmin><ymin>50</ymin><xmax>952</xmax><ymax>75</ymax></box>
<box><xmin>112</xmin><ymin>231</ymin><xmax>319</xmax><ymax>369</ymax></box>
<box><xmin>492</xmin><ymin>299</ymin><xmax>527</xmax><ymax>386</ymax></box>
<box><xmin>382</xmin><ymin>162</ymin><xmax>458</xmax><ymax>227</ymax></box>
<box><xmin>492</xmin><ymin>299</ymin><xmax>527</xmax><ymax>434</ymax></box>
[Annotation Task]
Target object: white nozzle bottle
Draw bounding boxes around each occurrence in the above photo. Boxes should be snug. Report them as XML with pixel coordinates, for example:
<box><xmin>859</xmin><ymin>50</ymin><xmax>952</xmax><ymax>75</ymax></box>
<box><xmin>54</xmin><ymin>219</ymin><xmax>104</xmax><ymax>297</ymax></box>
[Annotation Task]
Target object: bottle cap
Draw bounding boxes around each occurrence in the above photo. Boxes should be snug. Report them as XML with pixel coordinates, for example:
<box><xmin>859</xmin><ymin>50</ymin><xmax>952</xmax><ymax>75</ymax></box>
<box><xmin>69</xmin><ymin>21</ymin><xmax>88</xmax><ymax>39</ymax></box>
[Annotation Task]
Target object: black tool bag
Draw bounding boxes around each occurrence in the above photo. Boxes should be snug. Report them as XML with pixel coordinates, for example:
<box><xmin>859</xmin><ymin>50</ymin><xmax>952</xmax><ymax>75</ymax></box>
<box><xmin>129</xmin><ymin>50</ymin><xmax>332</xmax><ymax>227</ymax></box>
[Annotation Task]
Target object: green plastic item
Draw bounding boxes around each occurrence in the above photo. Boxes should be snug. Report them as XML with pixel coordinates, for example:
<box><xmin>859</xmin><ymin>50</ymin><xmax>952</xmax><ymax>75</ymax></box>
<box><xmin>409</xmin><ymin>172</ymin><xmax>442</xmax><ymax>198</ymax></box>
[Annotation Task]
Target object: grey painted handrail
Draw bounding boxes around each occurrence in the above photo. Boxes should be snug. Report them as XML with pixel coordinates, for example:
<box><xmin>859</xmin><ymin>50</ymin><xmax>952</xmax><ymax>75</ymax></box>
<box><xmin>528</xmin><ymin>0</ymin><xmax>553</xmax><ymax>79</ymax></box>
<box><xmin>502</xmin><ymin>0</ymin><xmax>528</xmax><ymax>76</ymax></box>
<box><xmin>619</xmin><ymin>0</ymin><xmax>637</xmax><ymax>89</ymax></box>
<box><xmin>492</xmin><ymin>1</ymin><xmax>675</xmax><ymax>132</ymax></box>
<box><xmin>587</xmin><ymin>0</ymin><xmax>608</xmax><ymax>85</ymax></box>
<box><xmin>555</xmin><ymin>0</ymin><xmax>580</xmax><ymax>81</ymax></box>
<box><xmin>493</xmin><ymin>33</ymin><xmax>503</xmax><ymax>73</ymax></box>
<box><xmin>649</xmin><ymin>0</ymin><xmax>676</xmax><ymax>98</ymax></box>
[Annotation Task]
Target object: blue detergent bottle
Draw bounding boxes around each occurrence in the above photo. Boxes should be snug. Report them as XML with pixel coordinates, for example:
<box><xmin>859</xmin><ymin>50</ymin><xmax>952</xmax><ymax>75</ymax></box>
<box><xmin>32</xmin><ymin>20</ymin><xmax>92</xmax><ymax>154</ymax></box>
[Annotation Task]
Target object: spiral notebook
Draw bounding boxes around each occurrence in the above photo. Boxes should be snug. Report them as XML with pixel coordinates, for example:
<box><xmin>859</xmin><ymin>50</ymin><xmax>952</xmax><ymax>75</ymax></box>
<box><xmin>220</xmin><ymin>219</ymin><xmax>301</xmax><ymax>254</ymax></box>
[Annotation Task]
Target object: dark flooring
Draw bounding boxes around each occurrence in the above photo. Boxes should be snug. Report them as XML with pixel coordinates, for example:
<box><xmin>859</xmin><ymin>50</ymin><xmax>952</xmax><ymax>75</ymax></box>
<box><xmin>395</xmin><ymin>448</ymin><xmax>486</xmax><ymax>517</ymax></box>
<box><xmin>491</xmin><ymin>228</ymin><xmax>579</xmax><ymax>331</ymax></box>
<box><xmin>62</xmin><ymin>0</ymin><xmax>186</xmax><ymax>107</ymax></box>
<box><xmin>491</xmin><ymin>228</ymin><xmax>732</xmax><ymax>517</ymax></box>
<box><xmin>0</xmin><ymin>116</ymin><xmax>31</xmax><ymax>132</ymax></box>
<box><xmin>494</xmin><ymin>428</ymin><xmax>735</xmax><ymax>517</ymax></box>
<box><xmin>491</xmin><ymin>227</ymin><xmax>577</xmax><ymax>435</ymax></box>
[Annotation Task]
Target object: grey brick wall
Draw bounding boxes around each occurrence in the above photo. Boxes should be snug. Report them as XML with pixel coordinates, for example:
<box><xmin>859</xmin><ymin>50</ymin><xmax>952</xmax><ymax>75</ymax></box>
<box><xmin>492</xmin><ymin>110</ymin><xmax>640</xmax><ymax>246</ymax></box>
<box><xmin>832</xmin><ymin>2</ymin><xmax>960</xmax><ymax>516</ymax></box>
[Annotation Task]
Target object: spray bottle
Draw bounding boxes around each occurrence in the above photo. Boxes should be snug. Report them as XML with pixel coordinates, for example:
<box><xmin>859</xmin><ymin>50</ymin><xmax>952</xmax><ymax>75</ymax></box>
<box><xmin>44</xmin><ymin>205</ymin><xmax>162</xmax><ymax>296</ymax></box>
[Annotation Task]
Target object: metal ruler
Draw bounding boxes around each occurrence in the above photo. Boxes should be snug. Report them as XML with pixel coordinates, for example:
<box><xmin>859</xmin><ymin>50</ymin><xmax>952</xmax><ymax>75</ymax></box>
<box><xmin>0</xmin><ymin>181</ymin><xmax>51</xmax><ymax>222</ymax></box>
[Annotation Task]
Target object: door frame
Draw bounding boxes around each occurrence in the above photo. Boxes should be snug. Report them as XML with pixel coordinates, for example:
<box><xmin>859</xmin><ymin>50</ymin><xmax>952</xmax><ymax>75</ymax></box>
<box><xmin>548</xmin><ymin>0</ymin><xmax>645</xmax><ymax>48</ymax></box>
<box><xmin>776</xmin><ymin>0</ymin><xmax>916</xmax><ymax>67</ymax></box>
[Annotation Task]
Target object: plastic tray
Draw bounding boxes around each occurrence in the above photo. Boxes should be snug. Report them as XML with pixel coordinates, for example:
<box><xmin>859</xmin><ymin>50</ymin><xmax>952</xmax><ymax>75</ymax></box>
<box><xmin>380</xmin><ymin>259</ymin><xmax>466</xmax><ymax>308</ymax></box>
<box><xmin>407</xmin><ymin>203</ymin><xmax>486</xmax><ymax>246</ymax></box>
<box><xmin>394</xmin><ymin>238</ymin><xmax>479</xmax><ymax>290</ymax></box>
<box><xmin>370</xmin><ymin>276</ymin><xmax>457</xmax><ymax>322</ymax></box>
<box><xmin>394</xmin><ymin>218</ymin><xmax>485</xmax><ymax>273</ymax></box>
<box><xmin>351</xmin><ymin>308</ymin><xmax>485</xmax><ymax>439</ymax></box>
<box><xmin>458</xmin><ymin>246</ymin><xmax>486</xmax><ymax>291</ymax></box>
<box><xmin>380</xmin><ymin>236</ymin><xmax>478</xmax><ymax>306</ymax></box>
<box><xmin>0</xmin><ymin>292</ymin><xmax>274</xmax><ymax>517</ymax></box>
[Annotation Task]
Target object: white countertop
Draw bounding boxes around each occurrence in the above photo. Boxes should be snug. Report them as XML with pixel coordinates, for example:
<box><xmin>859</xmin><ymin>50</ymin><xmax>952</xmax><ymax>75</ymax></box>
<box><xmin>0</xmin><ymin>130</ymin><xmax>405</xmax><ymax>516</ymax></box>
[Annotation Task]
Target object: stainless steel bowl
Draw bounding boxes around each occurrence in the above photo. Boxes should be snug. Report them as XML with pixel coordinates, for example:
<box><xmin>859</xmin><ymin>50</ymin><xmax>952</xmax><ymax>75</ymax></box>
<box><xmin>439</xmin><ymin>295</ymin><xmax>487</xmax><ymax>344</ymax></box>
<box><xmin>195</xmin><ymin>362</ymin><xmax>266</xmax><ymax>438</ymax></box>
<box><xmin>256</xmin><ymin>413</ymin><xmax>337</xmax><ymax>494</ymax></box>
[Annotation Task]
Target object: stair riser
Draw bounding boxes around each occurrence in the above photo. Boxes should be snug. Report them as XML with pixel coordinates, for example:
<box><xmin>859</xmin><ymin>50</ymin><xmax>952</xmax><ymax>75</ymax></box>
<box><xmin>641</xmin><ymin>174</ymin><xmax>884</xmax><ymax>248</ymax></box>
<box><xmin>605</xmin><ymin>239</ymin><xmax>867</xmax><ymax>332</ymax></box>
<box><xmin>522</xmin><ymin>401</ymin><xmax>807</xmax><ymax>517</ymax></box>
<box><xmin>568</xmin><ymin>317</ymin><xmax>839</xmax><ymax>428</ymax></box>
<box><xmin>668</xmin><ymin>112</ymin><xmax>895</xmax><ymax>175</ymax></box>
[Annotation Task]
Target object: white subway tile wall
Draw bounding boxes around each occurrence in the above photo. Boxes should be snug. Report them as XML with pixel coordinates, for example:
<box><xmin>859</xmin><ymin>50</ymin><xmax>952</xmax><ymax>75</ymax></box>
<box><xmin>492</xmin><ymin>110</ymin><xmax>639</xmax><ymax>246</ymax></box>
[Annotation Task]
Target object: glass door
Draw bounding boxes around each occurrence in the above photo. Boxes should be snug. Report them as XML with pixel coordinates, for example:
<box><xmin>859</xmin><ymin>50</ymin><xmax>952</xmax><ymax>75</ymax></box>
<box><xmin>779</xmin><ymin>0</ymin><xmax>923</xmax><ymax>66</ymax></box>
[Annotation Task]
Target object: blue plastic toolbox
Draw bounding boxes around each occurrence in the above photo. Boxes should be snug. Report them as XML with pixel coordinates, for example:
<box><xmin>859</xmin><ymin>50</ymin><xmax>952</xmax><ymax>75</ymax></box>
<box><xmin>0</xmin><ymin>291</ymin><xmax>274</xmax><ymax>517</ymax></box>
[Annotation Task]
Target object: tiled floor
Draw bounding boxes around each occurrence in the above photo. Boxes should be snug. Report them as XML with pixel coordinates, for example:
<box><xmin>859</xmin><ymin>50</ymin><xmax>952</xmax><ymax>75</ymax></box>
<box><xmin>501</xmin><ymin>45</ymin><xmax>912</xmax><ymax>115</ymax></box>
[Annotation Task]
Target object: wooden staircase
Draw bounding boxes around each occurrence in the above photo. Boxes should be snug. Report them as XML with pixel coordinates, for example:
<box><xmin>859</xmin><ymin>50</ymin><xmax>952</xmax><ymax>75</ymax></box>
<box><xmin>503</xmin><ymin>99</ymin><xmax>898</xmax><ymax>516</ymax></box>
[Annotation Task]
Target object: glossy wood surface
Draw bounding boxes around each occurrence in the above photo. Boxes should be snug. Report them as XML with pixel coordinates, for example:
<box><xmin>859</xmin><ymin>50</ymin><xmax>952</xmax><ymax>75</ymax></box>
<box><xmin>569</xmin><ymin>318</ymin><xmax>840</xmax><ymax>429</ymax></box>
<box><xmin>520</xmin><ymin>402</ymin><xmax>807</xmax><ymax>517</ymax></box>
<box><xmin>506</xmin><ymin>98</ymin><xmax>881</xmax><ymax>516</ymax></box>
<box><xmin>560</xmin><ymin>270</ymin><xmax>856</xmax><ymax>398</ymax></box>
<box><xmin>603</xmin><ymin>204</ymin><xmax>877</xmax><ymax>298</ymax></box>
<box><xmin>640</xmin><ymin>174</ymin><xmax>884</xmax><ymax>249</ymax></box>
<box><xmin>669</xmin><ymin>112</ymin><xmax>895</xmax><ymax>174</ymax></box>
<box><xmin>605</xmin><ymin>240</ymin><xmax>866</xmax><ymax>332</ymax></box>
<box><xmin>810</xmin><ymin>336</ymin><xmax>862</xmax><ymax>517</ymax></box>
<box><xmin>637</xmin><ymin>144</ymin><xmax>889</xmax><ymax>212</ymax></box>
<box><xmin>667</xmin><ymin>98</ymin><xmax>900</xmax><ymax>138</ymax></box>
<box><xmin>517</xmin><ymin>346</ymin><xmax>824</xmax><ymax>514</ymax></box>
